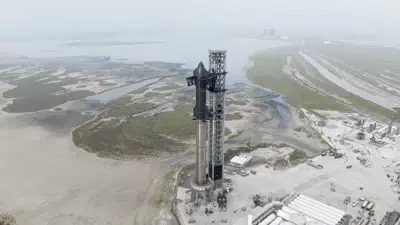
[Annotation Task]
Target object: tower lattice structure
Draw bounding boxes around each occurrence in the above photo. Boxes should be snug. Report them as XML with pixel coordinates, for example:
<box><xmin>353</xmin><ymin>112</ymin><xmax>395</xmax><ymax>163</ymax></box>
<box><xmin>207</xmin><ymin>50</ymin><xmax>227</xmax><ymax>189</ymax></box>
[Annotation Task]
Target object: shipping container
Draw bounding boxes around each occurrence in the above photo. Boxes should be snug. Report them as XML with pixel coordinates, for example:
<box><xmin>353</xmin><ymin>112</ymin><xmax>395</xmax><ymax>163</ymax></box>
<box><xmin>361</xmin><ymin>200</ymin><xmax>369</xmax><ymax>209</ymax></box>
<box><xmin>366</xmin><ymin>202</ymin><xmax>374</xmax><ymax>211</ymax></box>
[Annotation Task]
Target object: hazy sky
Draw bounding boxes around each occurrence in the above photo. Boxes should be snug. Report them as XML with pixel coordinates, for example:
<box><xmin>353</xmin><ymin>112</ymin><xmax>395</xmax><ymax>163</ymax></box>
<box><xmin>1</xmin><ymin>0</ymin><xmax>399</xmax><ymax>37</ymax></box>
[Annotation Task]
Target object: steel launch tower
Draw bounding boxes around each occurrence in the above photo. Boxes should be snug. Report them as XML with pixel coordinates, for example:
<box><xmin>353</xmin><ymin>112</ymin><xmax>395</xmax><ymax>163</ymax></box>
<box><xmin>207</xmin><ymin>50</ymin><xmax>227</xmax><ymax>189</ymax></box>
<box><xmin>186</xmin><ymin>50</ymin><xmax>227</xmax><ymax>204</ymax></box>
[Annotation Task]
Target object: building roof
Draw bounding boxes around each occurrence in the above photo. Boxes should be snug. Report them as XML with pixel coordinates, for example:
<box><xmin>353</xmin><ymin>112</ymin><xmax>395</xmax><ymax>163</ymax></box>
<box><xmin>285</xmin><ymin>194</ymin><xmax>345</xmax><ymax>225</ymax></box>
<box><xmin>230</xmin><ymin>155</ymin><xmax>253</xmax><ymax>166</ymax></box>
<box><xmin>385</xmin><ymin>211</ymin><xmax>399</xmax><ymax>225</ymax></box>
<box><xmin>235</xmin><ymin>195</ymin><xmax>345</xmax><ymax>225</ymax></box>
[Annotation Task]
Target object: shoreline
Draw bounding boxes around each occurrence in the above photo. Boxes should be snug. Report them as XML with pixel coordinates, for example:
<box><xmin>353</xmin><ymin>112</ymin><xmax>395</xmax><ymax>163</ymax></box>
<box><xmin>0</xmin><ymin>80</ymin><xmax>175</xmax><ymax>225</ymax></box>
<box><xmin>0</xmin><ymin>43</ymin><xmax>301</xmax><ymax>225</ymax></box>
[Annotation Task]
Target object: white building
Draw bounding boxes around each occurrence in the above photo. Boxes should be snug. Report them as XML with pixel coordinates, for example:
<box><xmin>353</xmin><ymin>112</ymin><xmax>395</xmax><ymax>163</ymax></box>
<box><xmin>230</xmin><ymin>155</ymin><xmax>253</xmax><ymax>168</ymax></box>
<box><xmin>236</xmin><ymin>194</ymin><xmax>345</xmax><ymax>225</ymax></box>
<box><xmin>285</xmin><ymin>194</ymin><xmax>346</xmax><ymax>225</ymax></box>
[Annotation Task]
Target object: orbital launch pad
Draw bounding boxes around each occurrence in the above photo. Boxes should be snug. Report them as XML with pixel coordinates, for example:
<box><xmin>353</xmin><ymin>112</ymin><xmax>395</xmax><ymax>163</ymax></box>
<box><xmin>186</xmin><ymin>50</ymin><xmax>228</xmax><ymax>204</ymax></box>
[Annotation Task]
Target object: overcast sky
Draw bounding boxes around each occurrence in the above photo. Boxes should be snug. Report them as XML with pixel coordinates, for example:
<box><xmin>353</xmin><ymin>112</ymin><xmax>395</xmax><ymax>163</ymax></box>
<box><xmin>1</xmin><ymin>0</ymin><xmax>399</xmax><ymax>37</ymax></box>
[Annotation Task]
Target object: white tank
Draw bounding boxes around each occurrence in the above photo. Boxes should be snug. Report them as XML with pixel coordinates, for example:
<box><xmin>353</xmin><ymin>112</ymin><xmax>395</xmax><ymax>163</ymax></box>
<box><xmin>306</xmin><ymin>219</ymin><xmax>326</xmax><ymax>225</ymax></box>
<box><xmin>260</xmin><ymin>213</ymin><xmax>276</xmax><ymax>225</ymax></box>
<box><xmin>282</xmin><ymin>206</ymin><xmax>298</xmax><ymax>214</ymax></box>
<box><xmin>290</xmin><ymin>213</ymin><xmax>307</xmax><ymax>225</ymax></box>
<box><xmin>269</xmin><ymin>217</ymin><xmax>283</xmax><ymax>225</ymax></box>
<box><xmin>280</xmin><ymin>222</ymin><xmax>296</xmax><ymax>225</ymax></box>
<box><xmin>277</xmin><ymin>210</ymin><xmax>291</xmax><ymax>221</ymax></box>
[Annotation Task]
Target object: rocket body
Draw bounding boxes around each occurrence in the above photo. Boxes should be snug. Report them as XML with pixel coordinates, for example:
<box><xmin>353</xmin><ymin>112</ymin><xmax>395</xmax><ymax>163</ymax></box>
<box><xmin>192</xmin><ymin>62</ymin><xmax>209</xmax><ymax>185</ymax></box>
<box><xmin>195</xmin><ymin>120</ymin><xmax>207</xmax><ymax>184</ymax></box>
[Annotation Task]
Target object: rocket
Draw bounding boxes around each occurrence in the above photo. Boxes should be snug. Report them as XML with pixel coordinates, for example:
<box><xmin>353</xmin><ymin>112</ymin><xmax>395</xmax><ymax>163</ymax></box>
<box><xmin>188</xmin><ymin>62</ymin><xmax>209</xmax><ymax>185</ymax></box>
<box><xmin>193</xmin><ymin>62</ymin><xmax>209</xmax><ymax>122</ymax></box>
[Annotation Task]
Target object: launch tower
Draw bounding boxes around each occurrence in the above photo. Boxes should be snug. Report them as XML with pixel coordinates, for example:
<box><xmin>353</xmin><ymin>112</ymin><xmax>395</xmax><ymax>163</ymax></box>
<box><xmin>207</xmin><ymin>50</ymin><xmax>227</xmax><ymax>189</ymax></box>
<box><xmin>186</xmin><ymin>50</ymin><xmax>227</xmax><ymax>204</ymax></box>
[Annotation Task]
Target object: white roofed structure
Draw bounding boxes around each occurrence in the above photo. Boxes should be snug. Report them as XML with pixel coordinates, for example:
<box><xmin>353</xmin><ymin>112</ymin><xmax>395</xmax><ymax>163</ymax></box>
<box><xmin>236</xmin><ymin>195</ymin><xmax>346</xmax><ymax>225</ymax></box>
<box><xmin>286</xmin><ymin>194</ymin><xmax>345</xmax><ymax>225</ymax></box>
<box><xmin>230</xmin><ymin>154</ymin><xmax>253</xmax><ymax>168</ymax></box>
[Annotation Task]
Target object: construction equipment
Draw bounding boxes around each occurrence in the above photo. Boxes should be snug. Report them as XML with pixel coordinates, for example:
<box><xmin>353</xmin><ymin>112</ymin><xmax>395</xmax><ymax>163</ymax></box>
<box><xmin>357</xmin><ymin>126</ymin><xmax>365</xmax><ymax>140</ymax></box>
<box><xmin>186</xmin><ymin>203</ymin><xmax>193</xmax><ymax>215</ymax></box>
<box><xmin>388</xmin><ymin>107</ymin><xmax>400</xmax><ymax>135</ymax></box>
<box><xmin>344</xmin><ymin>196</ymin><xmax>351</xmax><ymax>205</ymax></box>
<box><xmin>217</xmin><ymin>191</ymin><xmax>227</xmax><ymax>211</ymax></box>
<box><xmin>330</xmin><ymin>182</ymin><xmax>336</xmax><ymax>192</ymax></box>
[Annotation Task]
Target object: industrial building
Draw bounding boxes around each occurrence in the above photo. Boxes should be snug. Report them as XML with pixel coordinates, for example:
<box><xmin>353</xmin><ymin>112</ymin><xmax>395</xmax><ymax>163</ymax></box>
<box><xmin>235</xmin><ymin>194</ymin><xmax>346</xmax><ymax>225</ymax></box>
<box><xmin>230</xmin><ymin>155</ymin><xmax>253</xmax><ymax>168</ymax></box>
<box><xmin>384</xmin><ymin>211</ymin><xmax>399</xmax><ymax>225</ymax></box>
<box><xmin>285</xmin><ymin>194</ymin><xmax>346</xmax><ymax>225</ymax></box>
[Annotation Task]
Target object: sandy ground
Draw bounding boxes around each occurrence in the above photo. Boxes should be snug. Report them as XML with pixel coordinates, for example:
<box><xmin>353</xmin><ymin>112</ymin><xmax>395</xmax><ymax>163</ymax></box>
<box><xmin>175</xmin><ymin>110</ymin><xmax>400</xmax><ymax>225</ymax></box>
<box><xmin>0</xmin><ymin>82</ymin><xmax>170</xmax><ymax>225</ymax></box>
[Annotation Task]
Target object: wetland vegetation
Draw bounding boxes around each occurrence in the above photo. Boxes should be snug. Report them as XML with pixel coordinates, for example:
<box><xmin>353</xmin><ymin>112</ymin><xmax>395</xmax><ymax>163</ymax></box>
<box><xmin>247</xmin><ymin>45</ymin><xmax>395</xmax><ymax>118</ymax></box>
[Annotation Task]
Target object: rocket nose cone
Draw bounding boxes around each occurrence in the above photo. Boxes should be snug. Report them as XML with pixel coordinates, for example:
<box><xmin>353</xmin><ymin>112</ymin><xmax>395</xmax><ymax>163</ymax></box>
<box><xmin>198</xmin><ymin>61</ymin><xmax>205</xmax><ymax>68</ymax></box>
<box><xmin>194</xmin><ymin>61</ymin><xmax>208</xmax><ymax>77</ymax></box>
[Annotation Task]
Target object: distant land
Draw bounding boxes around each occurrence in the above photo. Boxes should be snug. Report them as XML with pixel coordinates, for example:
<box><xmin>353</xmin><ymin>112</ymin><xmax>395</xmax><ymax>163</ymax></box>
<box><xmin>63</xmin><ymin>41</ymin><xmax>164</xmax><ymax>47</ymax></box>
<box><xmin>247</xmin><ymin>43</ymin><xmax>400</xmax><ymax>119</ymax></box>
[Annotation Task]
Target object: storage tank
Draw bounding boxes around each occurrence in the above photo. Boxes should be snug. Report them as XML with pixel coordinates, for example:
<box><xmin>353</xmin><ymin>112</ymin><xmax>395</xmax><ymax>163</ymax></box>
<box><xmin>288</xmin><ymin>202</ymin><xmax>338</xmax><ymax>225</ymax></box>
<box><xmin>277</xmin><ymin>210</ymin><xmax>291</xmax><ymax>221</ymax></box>
<box><xmin>269</xmin><ymin>217</ymin><xmax>283</xmax><ymax>225</ymax></box>
<box><xmin>260</xmin><ymin>213</ymin><xmax>277</xmax><ymax>225</ymax></box>
<box><xmin>306</xmin><ymin>219</ymin><xmax>326</xmax><ymax>225</ymax></box>
<box><xmin>280</xmin><ymin>221</ymin><xmax>295</xmax><ymax>225</ymax></box>
<box><xmin>292</xmin><ymin>196</ymin><xmax>345</xmax><ymax>220</ymax></box>
<box><xmin>298</xmin><ymin>195</ymin><xmax>345</xmax><ymax>215</ymax></box>
<box><xmin>290</xmin><ymin>213</ymin><xmax>307</xmax><ymax>225</ymax></box>
<box><xmin>282</xmin><ymin>206</ymin><xmax>298</xmax><ymax>214</ymax></box>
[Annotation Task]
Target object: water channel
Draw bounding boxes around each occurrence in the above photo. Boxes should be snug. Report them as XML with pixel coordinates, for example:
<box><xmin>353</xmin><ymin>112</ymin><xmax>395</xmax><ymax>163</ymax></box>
<box><xmin>1</xmin><ymin>32</ymin><xmax>292</xmax><ymax>120</ymax></box>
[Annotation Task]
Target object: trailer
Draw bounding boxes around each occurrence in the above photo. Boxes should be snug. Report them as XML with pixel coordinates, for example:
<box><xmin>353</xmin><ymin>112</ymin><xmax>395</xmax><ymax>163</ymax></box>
<box><xmin>366</xmin><ymin>202</ymin><xmax>375</xmax><ymax>211</ymax></box>
<box><xmin>361</xmin><ymin>200</ymin><xmax>369</xmax><ymax>209</ymax></box>
<box><xmin>360</xmin><ymin>219</ymin><xmax>370</xmax><ymax>225</ymax></box>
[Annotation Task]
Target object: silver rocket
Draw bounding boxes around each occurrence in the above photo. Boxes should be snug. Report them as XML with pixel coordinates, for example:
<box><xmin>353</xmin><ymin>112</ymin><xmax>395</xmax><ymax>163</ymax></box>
<box><xmin>191</xmin><ymin>62</ymin><xmax>209</xmax><ymax>185</ymax></box>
